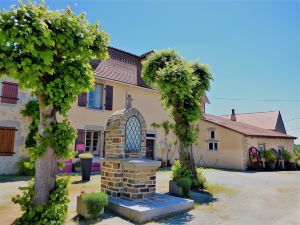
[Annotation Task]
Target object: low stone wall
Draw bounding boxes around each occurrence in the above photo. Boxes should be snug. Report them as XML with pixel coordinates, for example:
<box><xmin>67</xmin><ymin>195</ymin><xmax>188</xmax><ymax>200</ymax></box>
<box><xmin>122</xmin><ymin>169</ymin><xmax>156</xmax><ymax>199</ymax></box>
<box><xmin>100</xmin><ymin>160</ymin><xmax>123</xmax><ymax>198</ymax></box>
<box><xmin>100</xmin><ymin>159</ymin><xmax>159</xmax><ymax>199</ymax></box>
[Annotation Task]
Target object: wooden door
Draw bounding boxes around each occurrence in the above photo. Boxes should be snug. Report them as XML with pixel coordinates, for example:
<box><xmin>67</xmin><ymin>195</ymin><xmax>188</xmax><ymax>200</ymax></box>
<box><xmin>146</xmin><ymin>139</ymin><xmax>154</xmax><ymax>160</ymax></box>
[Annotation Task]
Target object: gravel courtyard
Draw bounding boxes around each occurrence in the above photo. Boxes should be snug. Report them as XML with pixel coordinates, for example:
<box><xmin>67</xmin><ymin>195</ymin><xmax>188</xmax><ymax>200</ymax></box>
<box><xmin>0</xmin><ymin>169</ymin><xmax>299</xmax><ymax>225</ymax></box>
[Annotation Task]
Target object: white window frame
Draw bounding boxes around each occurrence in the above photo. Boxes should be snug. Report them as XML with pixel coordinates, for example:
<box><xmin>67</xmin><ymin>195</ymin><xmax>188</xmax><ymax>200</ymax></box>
<box><xmin>208</xmin><ymin>142</ymin><xmax>218</xmax><ymax>151</ymax></box>
<box><xmin>85</xmin><ymin>130</ymin><xmax>101</xmax><ymax>155</ymax></box>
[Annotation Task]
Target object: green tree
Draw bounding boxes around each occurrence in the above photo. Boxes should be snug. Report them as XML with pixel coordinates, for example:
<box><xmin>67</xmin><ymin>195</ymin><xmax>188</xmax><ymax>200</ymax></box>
<box><xmin>0</xmin><ymin>1</ymin><xmax>109</xmax><ymax>210</ymax></box>
<box><xmin>142</xmin><ymin>50</ymin><xmax>212</xmax><ymax>180</ymax></box>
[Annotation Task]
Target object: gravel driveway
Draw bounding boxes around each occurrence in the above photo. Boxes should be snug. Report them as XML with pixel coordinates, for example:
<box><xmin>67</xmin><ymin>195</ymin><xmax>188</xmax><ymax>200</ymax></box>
<box><xmin>1</xmin><ymin>169</ymin><xmax>299</xmax><ymax>225</ymax></box>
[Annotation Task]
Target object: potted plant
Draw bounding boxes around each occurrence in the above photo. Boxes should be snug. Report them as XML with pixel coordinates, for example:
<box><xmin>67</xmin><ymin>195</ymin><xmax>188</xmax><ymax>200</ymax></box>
<box><xmin>282</xmin><ymin>150</ymin><xmax>296</xmax><ymax>170</ymax></box>
<box><xmin>79</xmin><ymin>153</ymin><xmax>93</xmax><ymax>181</ymax></box>
<box><xmin>169</xmin><ymin>160</ymin><xmax>193</xmax><ymax>197</ymax></box>
<box><xmin>261</xmin><ymin>149</ymin><xmax>276</xmax><ymax>171</ymax></box>
<box><xmin>73</xmin><ymin>161</ymin><xmax>81</xmax><ymax>172</ymax></box>
<box><xmin>77</xmin><ymin>191</ymin><xmax>108</xmax><ymax>219</ymax></box>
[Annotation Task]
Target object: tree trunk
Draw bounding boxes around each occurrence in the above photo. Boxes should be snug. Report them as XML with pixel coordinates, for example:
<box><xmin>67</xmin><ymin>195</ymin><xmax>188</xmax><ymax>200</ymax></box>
<box><xmin>33</xmin><ymin>95</ymin><xmax>57</xmax><ymax>207</ymax></box>
<box><xmin>34</xmin><ymin>147</ymin><xmax>57</xmax><ymax>206</ymax></box>
<box><xmin>179</xmin><ymin>142</ymin><xmax>198</xmax><ymax>179</ymax></box>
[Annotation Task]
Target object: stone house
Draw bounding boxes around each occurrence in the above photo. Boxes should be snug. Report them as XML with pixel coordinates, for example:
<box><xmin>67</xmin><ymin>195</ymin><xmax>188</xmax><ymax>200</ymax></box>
<box><xmin>0</xmin><ymin>47</ymin><xmax>296</xmax><ymax>174</ymax></box>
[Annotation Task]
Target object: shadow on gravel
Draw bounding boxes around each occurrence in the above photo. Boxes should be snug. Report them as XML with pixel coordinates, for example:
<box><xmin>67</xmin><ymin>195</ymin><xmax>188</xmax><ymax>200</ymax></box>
<box><xmin>156</xmin><ymin>212</ymin><xmax>194</xmax><ymax>225</ymax></box>
<box><xmin>0</xmin><ymin>175</ymin><xmax>31</xmax><ymax>183</ymax></box>
<box><xmin>189</xmin><ymin>190</ymin><xmax>217</xmax><ymax>205</ymax></box>
<box><xmin>72</xmin><ymin>211</ymin><xmax>116</xmax><ymax>225</ymax></box>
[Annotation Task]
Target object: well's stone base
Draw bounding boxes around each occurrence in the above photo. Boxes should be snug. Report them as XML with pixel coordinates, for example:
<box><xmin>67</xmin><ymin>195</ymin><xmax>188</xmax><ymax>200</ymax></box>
<box><xmin>107</xmin><ymin>193</ymin><xmax>194</xmax><ymax>223</ymax></box>
<box><xmin>100</xmin><ymin>158</ymin><xmax>161</xmax><ymax>199</ymax></box>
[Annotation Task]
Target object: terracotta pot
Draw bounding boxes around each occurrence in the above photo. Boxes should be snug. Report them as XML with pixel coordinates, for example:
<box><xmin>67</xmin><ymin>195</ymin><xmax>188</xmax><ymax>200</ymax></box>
<box><xmin>161</xmin><ymin>160</ymin><xmax>167</xmax><ymax>167</ymax></box>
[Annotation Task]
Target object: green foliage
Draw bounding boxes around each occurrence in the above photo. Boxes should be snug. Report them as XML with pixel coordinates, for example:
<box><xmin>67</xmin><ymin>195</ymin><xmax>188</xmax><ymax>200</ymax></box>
<box><xmin>0</xmin><ymin>1</ymin><xmax>109</xmax><ymax>114</ymax></box>
<box><xmin>176</xmin><ymin>177</ymin><xmax>192</xmax><ymax>196</ymax></box>
<box><xmin>1</xmin><ymin>1</ymin><xmax>108</xmax><ymax>160</ymax></box>
<box><xmin>82</xmin><ymin>192</ymin><xmax>108</xmax><ymax>216</ymax></box>
<box><xmin>172</xmin><ymin>160</ymin><xmax>207</xmax><ymax>190</ymax></box>
<box><xmin>282</xmin><ymin>150</ymin><xmax>293</xmax><ymax>162</ymax></box>
<box><xmin>194</xmin><ymin>167</ymin><xmax>207</xmax><ymax>190</ymax></box>
<box><xmin>142</xmin><ymin>50</ymin><xmax>213</xmax><ymax>170</ymax></box>
<box><xmin>2</xmin><ymin>1</ymin><xmax>109</xmax><ymax>220</ymax></box>
<box><xmin>79</xmin><ymin>153</ymin><xmax>94</xmax><ymax>159</ymax></box>
<box><xmin>171</xmin><ymin>160</ymin><xmax>193</xmax><ymax>181</ymax></box>
<box><xmin>261</xmin><ymin>149</ymin><xmax>276</xmax><ymax>162</ymax></box>
<box><xmin>28</xmin><ymin>120</ymin><xmax>76</xmax><ymax>160</ymax></box>
<box><xmin>17</xmin><ymin>157</ymin><xmax>35</xmax><ymax>176</ymax></box>
<box><xmin>21</xmin><ymin>99</ymin><xmax>40</xmax><ymax>148</ymax></box>
<box><xmin>151</xmin><ymin>120</ymin><xmax>174</xmax><ymax>136</ymax></box>
<box><xmin>12</xmin><ymin>177</ymin><xmax>70</xmax><ymax>225</ymax></box>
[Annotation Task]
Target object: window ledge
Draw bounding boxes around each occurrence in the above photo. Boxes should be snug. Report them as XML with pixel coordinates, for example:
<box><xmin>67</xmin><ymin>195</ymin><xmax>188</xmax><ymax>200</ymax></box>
<box><xmin>206</xmin><ymin>139</ymin><xmax>219</xmax><ymax>142</ymax></box>
<box><xmin>86</xmin><ymin>107</ymin><xmax>104</xmax><ymax>111</ymax></box>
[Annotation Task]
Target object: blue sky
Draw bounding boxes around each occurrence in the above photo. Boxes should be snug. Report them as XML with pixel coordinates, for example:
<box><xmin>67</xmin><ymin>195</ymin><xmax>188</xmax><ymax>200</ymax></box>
<box><xmin>1</xmin><ymin>0</ymin><xmax>300</xmax><ymax>143</ymax></box>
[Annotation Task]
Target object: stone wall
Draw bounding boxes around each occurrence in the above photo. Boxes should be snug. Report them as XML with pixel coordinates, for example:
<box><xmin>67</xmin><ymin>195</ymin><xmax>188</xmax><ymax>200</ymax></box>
<box><xmin>105</xmin><ymin>108</ymin><xmax>147</xmax><ymax>158</ymax></box>
<box><xmin>122</xmin><ymin>169</ymin><xmax>156</xmax><ymax>199</ymax></box>
<box><xmin>100</xmin><ymin>160</ymin><xmax>123</xmax><ymax>198</ymax></box>
<box><xmin>100</xmin><ymin>159</ymin><xmax>158</xmax><ymax>199</ymax></box>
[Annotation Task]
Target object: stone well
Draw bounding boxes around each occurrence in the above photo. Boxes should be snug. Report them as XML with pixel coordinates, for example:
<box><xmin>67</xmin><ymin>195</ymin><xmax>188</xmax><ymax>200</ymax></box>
<box><xmin>100</xmin><ymin>108</ymin><xmax>160</xmax><ymax>199</ymax></box>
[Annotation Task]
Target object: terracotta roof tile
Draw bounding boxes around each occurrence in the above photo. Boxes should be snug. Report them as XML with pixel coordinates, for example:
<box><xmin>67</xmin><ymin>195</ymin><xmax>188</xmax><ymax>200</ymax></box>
<box><xmin>221</xmin><ymin>111</ymin><xmax>279</xmax><ymax>130</ymax></box>
<box><xmin>94</xmin><ymin>56</ymin><xmax>138</xmax><ymax>85</ymax></box>
<box><xmin>203</xmin><ymin>114</ymin><xmax>296</xmax><ymax>139</ymax></box>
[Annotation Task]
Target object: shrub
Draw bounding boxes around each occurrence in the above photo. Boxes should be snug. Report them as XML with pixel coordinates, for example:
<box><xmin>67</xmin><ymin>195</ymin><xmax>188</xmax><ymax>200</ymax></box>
<box><xmin>79</xmin><ymin>153</ymin><xmax>94</xmax><ymax>159</ymax></box>
<box><xmin>171</xmin><ymin>160</ymin><xmax>193</xmax><ymax>181</ymax></box>
<box><xmin>193</xmin><ymin>167</ymin><xmax>207</xmax><ymax>190</ymax></box>
<box><xmin>82</xmin><ymin>192</ymin><xmax>108</xmax><ymax>216</ymax></box>
<box><xmin>12</xmin><ymin>177</ymin><xmax>70</xmax><ymax>225</ymax></box>
<box><xmin>176</xmin><ymin>177</ymin><xmax>192</xmax><ymax>196</ymax></box>
<box><xmin>171</xmin><ymin>160</ymin><xmax>207</xmax><ymax>190</ymax></box>
<box><xmin>17</xmin><ymin>157</ymin><xmax>35</xmax><ymax>176</ymax></box>
<box><xmin>282</xmin><ymin>150</ymin><xmax>293</xmax><ymax>162</ymax></box>
<box><xmin>261</xmin><ymin>149</ymin><xmax>276</xmax><ymax>162</ymax></box>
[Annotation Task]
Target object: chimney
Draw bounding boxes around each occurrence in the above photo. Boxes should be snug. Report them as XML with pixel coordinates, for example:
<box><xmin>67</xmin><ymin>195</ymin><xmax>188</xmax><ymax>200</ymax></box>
<box><xmin>231</xmin><ymin>109</ymin><xmax>236</xmax><ymax>121</ymax></box>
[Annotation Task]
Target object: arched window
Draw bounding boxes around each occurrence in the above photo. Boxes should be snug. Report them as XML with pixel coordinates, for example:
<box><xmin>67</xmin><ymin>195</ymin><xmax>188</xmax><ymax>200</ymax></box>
<box><xmin>125</xmin><ymin>116</ymin><xmax>141</xmax><ymax>152</ymax></box>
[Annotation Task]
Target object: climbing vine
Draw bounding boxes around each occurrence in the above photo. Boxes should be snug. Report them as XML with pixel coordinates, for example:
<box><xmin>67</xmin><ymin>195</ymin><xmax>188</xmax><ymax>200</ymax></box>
<box><xmin>12</xmin><ymin>177</ymin><xmax>70</xmax><ymax>225</ymax></box>
<box><xmin>142</xmin><ymin>50</ymin><xmax>213</xmax><ymax>182</ymax></box>
<box><xmin>21</xmin><ymin>99</ymin><xmax>40</xmax><ymax>148</ymax></box>
<box><xmin>0</xmin><ymin>1</ymin><xmax>109</xmax><ymax>222</ymax></box>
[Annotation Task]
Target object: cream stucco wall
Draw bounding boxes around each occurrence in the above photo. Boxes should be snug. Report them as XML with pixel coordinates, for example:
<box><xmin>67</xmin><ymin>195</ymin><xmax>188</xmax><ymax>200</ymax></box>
<box><xmin>67</xmin><ymin>78</ymin><xmax>171</xmax><ymax>159</ymax></box>
<box><xmin>193</xmin><ymin>120</ymin><xmax>247</xmax><ymax>170</ymax></box>
<box><xmin>0</xmin><ymin>76</ymin><xmax>296</xmax><ymax>173</ymax></box>
<box><xmin>0</xmin><ymin>76</ymin><xmax>32</xmax><ymax>174</ymax></box>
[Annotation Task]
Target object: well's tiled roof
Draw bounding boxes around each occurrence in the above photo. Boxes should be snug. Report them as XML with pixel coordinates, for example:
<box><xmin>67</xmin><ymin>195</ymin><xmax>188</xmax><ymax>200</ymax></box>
<box><xmin>221</xmin><ymin>111</ymin><xmax>280</xmax><ymax>130</ymax></box>
<box><xmin>203</xmin><ymin>114</ymin><xmax>296</xmax><ymax>139</ymax></box>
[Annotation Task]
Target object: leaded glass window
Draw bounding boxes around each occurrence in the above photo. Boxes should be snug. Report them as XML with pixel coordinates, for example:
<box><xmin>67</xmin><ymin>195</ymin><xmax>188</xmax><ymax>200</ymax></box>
<box><xmin>125</xmin><ymin>116</ymin><xmax>141</xmax><ymax>152</ymax></box>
